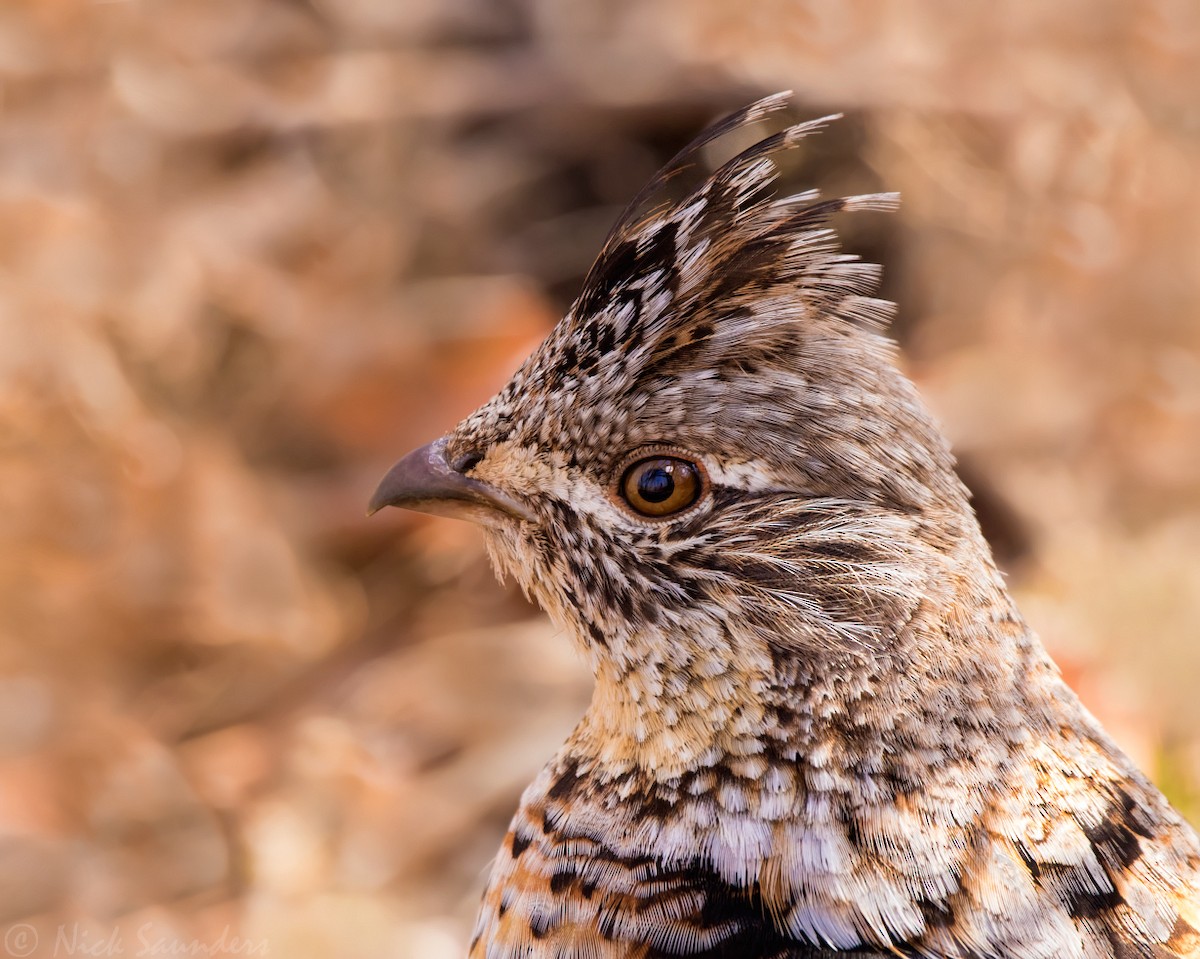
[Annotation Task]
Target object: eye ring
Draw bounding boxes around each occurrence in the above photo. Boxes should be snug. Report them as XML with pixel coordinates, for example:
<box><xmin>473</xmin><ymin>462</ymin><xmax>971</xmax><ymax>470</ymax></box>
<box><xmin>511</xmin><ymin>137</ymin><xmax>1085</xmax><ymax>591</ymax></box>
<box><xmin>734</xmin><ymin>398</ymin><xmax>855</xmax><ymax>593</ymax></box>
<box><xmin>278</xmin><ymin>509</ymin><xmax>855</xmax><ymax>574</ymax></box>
<box><xmin>617</xmin><ymin>451</ymin><xmax>706</xmax><ymax>519</ymax></box>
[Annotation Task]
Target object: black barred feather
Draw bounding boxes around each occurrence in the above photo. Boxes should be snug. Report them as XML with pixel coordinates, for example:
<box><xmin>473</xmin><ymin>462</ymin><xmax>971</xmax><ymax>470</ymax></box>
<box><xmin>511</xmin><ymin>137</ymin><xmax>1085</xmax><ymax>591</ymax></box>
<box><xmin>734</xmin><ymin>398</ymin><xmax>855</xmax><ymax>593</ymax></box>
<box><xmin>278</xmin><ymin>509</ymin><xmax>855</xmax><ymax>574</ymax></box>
<box><xmin>375</xmin><ymin>94</ymin><xmax>1200</xmax><ymax>958</ymax></box>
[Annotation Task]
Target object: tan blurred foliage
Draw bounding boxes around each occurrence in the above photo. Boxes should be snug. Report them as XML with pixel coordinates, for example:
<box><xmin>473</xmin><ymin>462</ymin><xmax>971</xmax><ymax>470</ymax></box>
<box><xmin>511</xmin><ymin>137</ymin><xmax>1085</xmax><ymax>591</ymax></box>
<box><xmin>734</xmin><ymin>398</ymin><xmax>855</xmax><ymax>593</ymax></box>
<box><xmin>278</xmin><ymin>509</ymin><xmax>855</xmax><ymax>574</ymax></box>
<box><xmin>0</xmin><ymin>1</ymin><xmax>1197</xmax><ymax>956</ymax></box>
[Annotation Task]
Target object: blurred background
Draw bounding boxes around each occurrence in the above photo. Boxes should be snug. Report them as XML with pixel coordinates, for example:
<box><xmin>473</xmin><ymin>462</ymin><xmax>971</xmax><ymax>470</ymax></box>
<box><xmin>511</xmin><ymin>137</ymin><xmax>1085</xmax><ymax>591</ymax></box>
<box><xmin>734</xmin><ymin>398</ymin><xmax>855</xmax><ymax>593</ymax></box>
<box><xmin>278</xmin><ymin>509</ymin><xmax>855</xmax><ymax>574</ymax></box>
<box><xmin>2</xmin><ymin>1</ymin><xmax>1199</xmax><ymax>956</ymax></box>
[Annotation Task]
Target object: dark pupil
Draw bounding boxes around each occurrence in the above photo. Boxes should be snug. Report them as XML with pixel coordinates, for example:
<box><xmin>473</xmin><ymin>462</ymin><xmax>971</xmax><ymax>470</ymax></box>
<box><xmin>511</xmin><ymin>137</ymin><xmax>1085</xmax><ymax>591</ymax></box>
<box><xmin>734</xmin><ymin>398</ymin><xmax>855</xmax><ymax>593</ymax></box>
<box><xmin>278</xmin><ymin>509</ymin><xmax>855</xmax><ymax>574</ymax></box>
<box><xmin>638</xmin><ymin>466</ymin><xmax>675</xmax><ymax>503</ymax></box>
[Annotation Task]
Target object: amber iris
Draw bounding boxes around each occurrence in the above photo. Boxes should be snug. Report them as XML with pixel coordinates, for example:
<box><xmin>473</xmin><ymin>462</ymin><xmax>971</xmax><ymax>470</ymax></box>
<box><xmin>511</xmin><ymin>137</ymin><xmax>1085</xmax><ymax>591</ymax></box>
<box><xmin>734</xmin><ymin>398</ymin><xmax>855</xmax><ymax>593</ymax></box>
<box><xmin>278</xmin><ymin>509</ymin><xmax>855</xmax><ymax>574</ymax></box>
<box><xmin>620</xmin><ymin>457</ymin><xmax>702</xmax><ymax>517</ymax></box>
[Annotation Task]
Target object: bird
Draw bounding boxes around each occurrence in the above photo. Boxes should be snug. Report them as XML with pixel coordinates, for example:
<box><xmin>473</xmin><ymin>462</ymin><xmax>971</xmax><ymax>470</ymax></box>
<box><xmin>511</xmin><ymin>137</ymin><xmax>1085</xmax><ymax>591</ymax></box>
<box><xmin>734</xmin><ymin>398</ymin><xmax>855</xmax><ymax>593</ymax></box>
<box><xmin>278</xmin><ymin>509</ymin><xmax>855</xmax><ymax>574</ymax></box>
<box><xmin>369</xmin><ymin>93</ymin><xmax>1200</xmax><ymax>958</ymax></box>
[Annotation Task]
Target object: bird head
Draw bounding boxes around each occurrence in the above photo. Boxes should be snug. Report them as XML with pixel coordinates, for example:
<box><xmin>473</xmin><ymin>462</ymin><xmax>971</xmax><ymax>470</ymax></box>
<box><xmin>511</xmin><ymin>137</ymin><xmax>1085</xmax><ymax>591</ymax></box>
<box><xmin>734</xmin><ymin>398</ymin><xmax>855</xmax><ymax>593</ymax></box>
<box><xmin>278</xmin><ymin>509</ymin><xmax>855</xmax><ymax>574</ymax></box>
<box><xmin>371</xmin><ymin>95</ymin><xmax>992</xmax><ymax>718</ymax></box>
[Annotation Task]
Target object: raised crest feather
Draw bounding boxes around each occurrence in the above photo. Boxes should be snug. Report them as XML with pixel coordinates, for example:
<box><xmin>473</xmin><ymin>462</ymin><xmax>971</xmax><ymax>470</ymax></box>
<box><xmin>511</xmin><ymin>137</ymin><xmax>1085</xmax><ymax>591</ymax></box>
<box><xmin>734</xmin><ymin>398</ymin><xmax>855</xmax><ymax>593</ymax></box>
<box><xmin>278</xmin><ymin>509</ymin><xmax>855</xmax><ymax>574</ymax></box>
<box><xmin>558</xmin><ymin>97</ymin><xmax>902</xmax><ymax>403</ymax></box>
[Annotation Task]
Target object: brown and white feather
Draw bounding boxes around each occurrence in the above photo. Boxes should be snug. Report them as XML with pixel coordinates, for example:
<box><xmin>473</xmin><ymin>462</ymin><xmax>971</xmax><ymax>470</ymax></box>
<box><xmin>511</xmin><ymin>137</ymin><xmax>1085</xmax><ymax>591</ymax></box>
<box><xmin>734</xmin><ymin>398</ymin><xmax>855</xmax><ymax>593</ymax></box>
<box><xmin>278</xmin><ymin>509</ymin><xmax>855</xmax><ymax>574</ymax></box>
<box><xmin>383</xmin><ymin>94</ymin><xmax>1200</xmax><ymax>958</ymax></box>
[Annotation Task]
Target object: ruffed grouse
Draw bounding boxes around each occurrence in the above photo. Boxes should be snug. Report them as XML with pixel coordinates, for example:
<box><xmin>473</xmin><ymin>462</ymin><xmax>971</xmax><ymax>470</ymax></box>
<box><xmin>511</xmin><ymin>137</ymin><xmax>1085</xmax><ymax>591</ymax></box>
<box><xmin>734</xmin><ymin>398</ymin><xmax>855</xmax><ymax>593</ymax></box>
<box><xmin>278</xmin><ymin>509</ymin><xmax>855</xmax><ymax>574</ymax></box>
<box><xmin>370</xmin><ymin>95</ymin><xmax>1200</xmax><ymax>958</ymax></box>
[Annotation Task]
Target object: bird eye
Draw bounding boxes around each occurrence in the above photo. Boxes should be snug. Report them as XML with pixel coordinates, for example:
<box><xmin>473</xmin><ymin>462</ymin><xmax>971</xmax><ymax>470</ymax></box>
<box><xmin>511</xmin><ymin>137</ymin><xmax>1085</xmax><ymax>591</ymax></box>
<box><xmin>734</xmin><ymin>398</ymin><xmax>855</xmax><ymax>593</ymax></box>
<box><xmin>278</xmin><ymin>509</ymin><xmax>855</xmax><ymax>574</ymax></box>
<box><xmin>620</xmin><ymin>456</ymin><xmax>703</xmax><ymax>518</ymax></box>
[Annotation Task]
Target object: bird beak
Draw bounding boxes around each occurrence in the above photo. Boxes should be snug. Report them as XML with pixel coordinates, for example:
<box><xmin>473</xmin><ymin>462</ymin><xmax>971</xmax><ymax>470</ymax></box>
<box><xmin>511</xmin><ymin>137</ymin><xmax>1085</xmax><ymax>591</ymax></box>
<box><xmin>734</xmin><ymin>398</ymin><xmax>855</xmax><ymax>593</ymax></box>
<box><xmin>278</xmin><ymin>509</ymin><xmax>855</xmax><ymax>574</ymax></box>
<box><xmin>367</xmin><ymin>436</ymin><xmax>535</xmax><ymax>525</ymax></box>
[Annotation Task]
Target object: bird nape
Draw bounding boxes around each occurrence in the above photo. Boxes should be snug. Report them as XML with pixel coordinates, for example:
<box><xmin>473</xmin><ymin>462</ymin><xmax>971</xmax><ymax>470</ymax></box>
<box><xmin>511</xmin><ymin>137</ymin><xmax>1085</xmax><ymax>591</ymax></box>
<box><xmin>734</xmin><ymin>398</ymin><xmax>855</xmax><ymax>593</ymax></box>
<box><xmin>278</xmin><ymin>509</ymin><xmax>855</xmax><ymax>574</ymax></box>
<box><xmin>370</xmin><ymin>94</ymin><xmax>1200</xmax><ymax>959</ymax></box>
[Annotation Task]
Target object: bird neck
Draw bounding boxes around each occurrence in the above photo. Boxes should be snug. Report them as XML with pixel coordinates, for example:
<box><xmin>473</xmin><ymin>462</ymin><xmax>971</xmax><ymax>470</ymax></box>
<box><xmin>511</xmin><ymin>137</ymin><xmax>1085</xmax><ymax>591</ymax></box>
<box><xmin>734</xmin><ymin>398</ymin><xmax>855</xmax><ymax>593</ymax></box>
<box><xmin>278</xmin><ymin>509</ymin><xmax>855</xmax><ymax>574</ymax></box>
<box><xmin>574</xmin><ymin>630</ymin><xmax>778</xmax><ymax>780</ymax></box>
<box><xmin>566</xmin><ymin>545</ymin><xmax>1056</xmax><ymax>796</ymax></box>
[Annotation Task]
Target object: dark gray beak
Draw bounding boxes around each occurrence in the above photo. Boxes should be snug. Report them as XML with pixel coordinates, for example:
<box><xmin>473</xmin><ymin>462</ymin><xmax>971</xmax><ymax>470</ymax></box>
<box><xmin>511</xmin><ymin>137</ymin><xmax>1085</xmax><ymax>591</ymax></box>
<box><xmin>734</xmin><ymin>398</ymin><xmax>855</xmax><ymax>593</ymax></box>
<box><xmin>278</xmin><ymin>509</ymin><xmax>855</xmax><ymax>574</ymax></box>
<box><xmin>368</xmin><ymin>436</ymin><xmax>534</xmax><ymax>525</ymax></box>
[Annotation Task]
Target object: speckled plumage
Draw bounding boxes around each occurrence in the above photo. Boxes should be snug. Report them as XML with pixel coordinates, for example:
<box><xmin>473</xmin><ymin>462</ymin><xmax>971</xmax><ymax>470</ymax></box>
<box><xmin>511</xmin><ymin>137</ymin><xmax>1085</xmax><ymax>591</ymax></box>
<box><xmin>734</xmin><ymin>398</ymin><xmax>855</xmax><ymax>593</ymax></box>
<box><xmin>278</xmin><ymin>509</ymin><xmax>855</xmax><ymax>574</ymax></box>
<box><xmin>374</xmin><ymin>94</ymin><xmax>1200</xmax><ymax>958</ymax></box>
